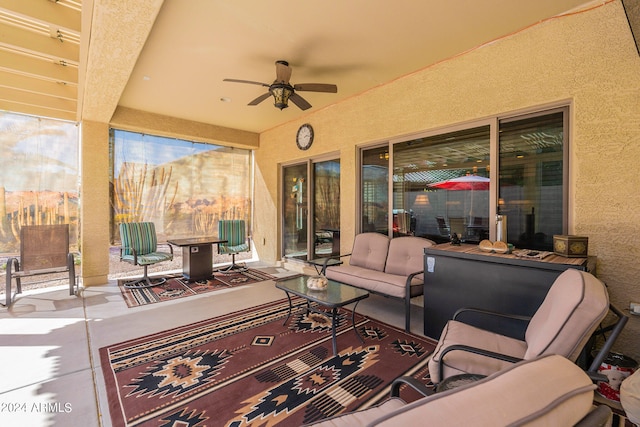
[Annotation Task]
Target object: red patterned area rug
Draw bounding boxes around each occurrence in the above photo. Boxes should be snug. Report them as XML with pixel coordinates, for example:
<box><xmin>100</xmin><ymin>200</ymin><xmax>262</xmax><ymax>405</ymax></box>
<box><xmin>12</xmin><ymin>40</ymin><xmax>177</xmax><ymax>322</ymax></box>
<box><xmin>100</xmin><ymin>298</ymin><xmax>437</xmax><ymax>426</ymax></box>
<box><xmin>118</xmin><ymin>269</ymin><xmax>276</xmax><ymax>308</ymax></box>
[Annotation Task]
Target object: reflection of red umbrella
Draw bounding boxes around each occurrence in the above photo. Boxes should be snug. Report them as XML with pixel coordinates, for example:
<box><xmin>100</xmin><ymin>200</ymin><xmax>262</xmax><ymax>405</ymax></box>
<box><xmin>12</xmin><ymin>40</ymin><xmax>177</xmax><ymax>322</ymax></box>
<box><xmin>429</xmin><ymin>175</ymin><xmax>490</xmax><ymax>220</ymax></box>
<box><xmin>429</xmin><ymin>175</ymin><xmax>490</xmax><ymax>191</ymax></box>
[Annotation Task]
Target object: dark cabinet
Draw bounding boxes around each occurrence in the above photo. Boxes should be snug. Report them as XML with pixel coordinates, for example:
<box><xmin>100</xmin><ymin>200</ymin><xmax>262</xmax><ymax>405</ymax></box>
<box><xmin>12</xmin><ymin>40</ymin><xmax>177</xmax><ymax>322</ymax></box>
<box><xmin>423</xmin><ymin>244</ymin><xmax>595</xmax><ymax>340</ymax></box>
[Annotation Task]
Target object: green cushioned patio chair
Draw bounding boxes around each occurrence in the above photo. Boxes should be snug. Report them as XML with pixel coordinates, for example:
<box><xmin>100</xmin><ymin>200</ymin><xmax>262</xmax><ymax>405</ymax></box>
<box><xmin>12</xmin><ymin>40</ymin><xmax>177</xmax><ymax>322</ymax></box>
<box><xmin>119</xmin><ymin>222</ymin><xmax>173</xmax><ymax>288</ymax></box>
<box><xmin>217</xmin><ymin>219</ymin><xmax>250</xmax><ymax>271</ymax></box>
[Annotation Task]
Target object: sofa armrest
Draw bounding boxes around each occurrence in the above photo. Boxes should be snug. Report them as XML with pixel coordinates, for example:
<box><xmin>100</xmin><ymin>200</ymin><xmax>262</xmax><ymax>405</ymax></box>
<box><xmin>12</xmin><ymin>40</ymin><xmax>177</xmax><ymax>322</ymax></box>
<box><xmin>320</xmin><ymin>253</ymin><xmax>352</xmax><ymax>274</ymax></box>
<box><xmin>390</xmin><ymin>376</ymin><xmax>434</xmax><ymax>398</ymax></box>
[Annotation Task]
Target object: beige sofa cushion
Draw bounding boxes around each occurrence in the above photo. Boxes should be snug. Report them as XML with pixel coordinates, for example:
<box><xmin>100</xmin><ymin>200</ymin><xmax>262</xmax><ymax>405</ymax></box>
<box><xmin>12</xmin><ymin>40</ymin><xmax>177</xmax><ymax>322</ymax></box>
<box><xmin>384</xmin><ymin>236</ymin><xmax>433</xmax><ymax>278</ymax></box>
<box><xmin>348</xmin><ymin>232</ymin><xmax>390</xmax><ymax>272</ymax></box>
<box><xmin>326</xmin><ymin>265</ymin><xmax>412</xmax><ymax>298</ymax></box>
<box><xmin>373</xmin><ymin>355</ymin><xmax>595</xmax><ymax>427</ymax></box>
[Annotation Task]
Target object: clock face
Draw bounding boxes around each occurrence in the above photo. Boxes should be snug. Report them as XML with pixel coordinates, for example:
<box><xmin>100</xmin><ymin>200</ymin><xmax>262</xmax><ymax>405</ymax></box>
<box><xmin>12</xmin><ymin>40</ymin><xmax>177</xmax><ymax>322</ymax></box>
<box><xmin>296</xmin><ymin>124</ymin><xmax>314</xmax><ymax>150</ymax></box>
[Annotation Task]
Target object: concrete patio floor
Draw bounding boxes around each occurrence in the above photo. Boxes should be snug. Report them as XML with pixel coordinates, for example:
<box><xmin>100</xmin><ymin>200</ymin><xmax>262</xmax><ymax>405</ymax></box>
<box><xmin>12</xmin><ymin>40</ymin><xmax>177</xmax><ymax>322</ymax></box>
<box><xmin>0</xmin><ymin>262</ymin><xmax>425</xmax><ymax>426</ymax></box>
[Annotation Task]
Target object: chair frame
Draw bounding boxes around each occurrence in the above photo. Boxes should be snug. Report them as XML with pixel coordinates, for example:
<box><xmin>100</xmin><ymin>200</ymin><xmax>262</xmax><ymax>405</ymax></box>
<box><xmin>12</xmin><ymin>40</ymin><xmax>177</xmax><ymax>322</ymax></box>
<box><xmin>3</xmin><ymin>224</ymin><xmax>78</xmax><ymax>307</ymax></box>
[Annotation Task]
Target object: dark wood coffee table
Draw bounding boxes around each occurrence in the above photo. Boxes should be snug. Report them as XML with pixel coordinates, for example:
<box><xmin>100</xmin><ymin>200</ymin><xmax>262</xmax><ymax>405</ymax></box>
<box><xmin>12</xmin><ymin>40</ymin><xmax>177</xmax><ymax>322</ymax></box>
<box><xmin>275</xmin><ymin>275</ymin><xmax>369</xmax><ymax>356</ymax></box>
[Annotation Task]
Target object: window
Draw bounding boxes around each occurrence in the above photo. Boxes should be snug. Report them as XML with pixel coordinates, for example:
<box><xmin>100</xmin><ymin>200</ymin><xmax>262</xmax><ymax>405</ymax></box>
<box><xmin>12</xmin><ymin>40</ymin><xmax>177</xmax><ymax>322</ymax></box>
<box><xmin>498</xmin><ymin>109</ymin><xmax>567</xmax><ymax>251</ymax></box>
<box><xmin>393</xmin><ymin>126</ymin><xmax>491</xmax><ymax>242</ymax></box>
<box><xmin>0</xmin><ymin>111</ymin><xmax>79</xmax><ymax>256</ymax></box>
<box><xmin>361</xmin><ymin>106</ymin><xmax>568</xmax><ymax>250</ymax></box>
<box><xmin>110</xmin><ymin>130</ymin><xmax>252</xmax><ymax>242</ymax></box>
<box><xmin>361</xmin><ymin>146</ymin><xmax>390</xmax><ymax>234</ymax></box>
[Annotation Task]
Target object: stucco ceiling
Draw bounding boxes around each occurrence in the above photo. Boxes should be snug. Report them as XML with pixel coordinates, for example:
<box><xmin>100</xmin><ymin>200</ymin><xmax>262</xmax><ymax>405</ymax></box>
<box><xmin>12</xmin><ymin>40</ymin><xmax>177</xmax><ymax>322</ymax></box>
<box><xmin>0</xmin><ymin>0</ymin><xmax>599</xmax><ymax>134</ymax></box>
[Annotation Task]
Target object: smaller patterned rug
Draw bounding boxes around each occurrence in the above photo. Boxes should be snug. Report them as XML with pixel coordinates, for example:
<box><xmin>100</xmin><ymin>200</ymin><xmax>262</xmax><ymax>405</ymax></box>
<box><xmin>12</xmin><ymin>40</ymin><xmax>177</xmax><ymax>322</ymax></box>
<box><xmin>118</xmin><ymin>268</ymin><xmax>276</xmax><ymax>308</ymax></box>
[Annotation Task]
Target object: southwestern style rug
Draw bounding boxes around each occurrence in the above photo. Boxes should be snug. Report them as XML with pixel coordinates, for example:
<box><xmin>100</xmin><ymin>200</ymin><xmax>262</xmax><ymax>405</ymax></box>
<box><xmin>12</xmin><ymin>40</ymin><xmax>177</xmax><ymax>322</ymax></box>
<box><xmin>118</xmin><ymin>269</ymin><xmax>276</xmax><ymax>308</ymax></box>
<box><xmin>100</xmin><ymin>298</ymin><xmax>437</xmax><ymax>426</ymax></box>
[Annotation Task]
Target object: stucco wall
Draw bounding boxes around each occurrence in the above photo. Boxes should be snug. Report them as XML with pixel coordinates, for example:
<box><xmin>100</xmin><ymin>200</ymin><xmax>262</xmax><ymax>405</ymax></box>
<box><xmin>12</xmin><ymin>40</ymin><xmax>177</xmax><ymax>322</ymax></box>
<box><xmin>80</xmin><ymin>120</ymin><xmax>111</xmax><ymax>286</ymax></box>
<box><xmin>255</xmin><ymin>1</ymin><xmax>640</xmax><ymax>358</ymax></box>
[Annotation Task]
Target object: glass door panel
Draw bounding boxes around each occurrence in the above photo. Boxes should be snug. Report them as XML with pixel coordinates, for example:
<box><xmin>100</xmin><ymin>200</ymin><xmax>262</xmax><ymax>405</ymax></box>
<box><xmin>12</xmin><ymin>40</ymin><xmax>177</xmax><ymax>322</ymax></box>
<box><xmin>283</xmin><ymin>164</ymin><xmax>308</xmax><ymax>260</ymax></box>
<box><xmin>313</xmin><ymin>160</ymin><xmax>340</xmax><ymax>258</ymax></box>
<box><xmin>498</xmin><ymin>110</ymin><xmax>566</xmax><ymax>251</ymax></box>
<box><xmin>361</xmin><ymin>147</ymin><xmax>389</xmax><ymax>235</ymax></box>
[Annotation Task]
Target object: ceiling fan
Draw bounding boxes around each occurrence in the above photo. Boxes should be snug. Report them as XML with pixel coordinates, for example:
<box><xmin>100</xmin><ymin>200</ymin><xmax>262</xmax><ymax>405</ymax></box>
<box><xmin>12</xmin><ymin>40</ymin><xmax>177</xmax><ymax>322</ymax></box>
<box><xmin>223</xmin><ymin>60</ymin><xmax>338</xmax><ymax>111</ymax></box>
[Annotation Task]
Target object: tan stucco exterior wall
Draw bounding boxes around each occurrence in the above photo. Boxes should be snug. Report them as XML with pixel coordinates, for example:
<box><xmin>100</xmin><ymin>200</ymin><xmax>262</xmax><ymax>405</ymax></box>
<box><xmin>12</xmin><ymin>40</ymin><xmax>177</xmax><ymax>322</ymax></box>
<box><xmin>255</xmin><ymin>1</ymin><xmax>640</xmax><ymax>358</ymax></box>
<box><xmin>80</xmin><ymin>120</ymin><xmax>111</xmax><ymax>286</ymax></box>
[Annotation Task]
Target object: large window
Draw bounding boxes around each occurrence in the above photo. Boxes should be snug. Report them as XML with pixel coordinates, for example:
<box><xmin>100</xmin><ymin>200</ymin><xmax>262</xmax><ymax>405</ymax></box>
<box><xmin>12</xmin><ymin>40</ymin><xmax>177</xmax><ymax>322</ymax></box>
<box><xmin>362</xmin><ymin>106</ymin><xmax>568</xmax><ymax>251</ymax></box>
<box><xmin>0</xmin><ymin>111</ymin><xmax>79</xmax><ymax>256</ymax></box>
<box><xmin>361</xmin><ymin>146</ymin><xmax>389</xmax><ymax>234</ymax></box>
<box><xmin>393</xmin><ymin>126</ymin><xmax>491</xmax><ymax>242</ymax></box>
<box><xmin>110</xmin><ymin>130</ymin><xmax>252</xmax><ymax>242</ymax></box>
<box><xmin>498</xmin><ymin>110</ymin><xmax>566</xmax><ymax>251</ymax></box>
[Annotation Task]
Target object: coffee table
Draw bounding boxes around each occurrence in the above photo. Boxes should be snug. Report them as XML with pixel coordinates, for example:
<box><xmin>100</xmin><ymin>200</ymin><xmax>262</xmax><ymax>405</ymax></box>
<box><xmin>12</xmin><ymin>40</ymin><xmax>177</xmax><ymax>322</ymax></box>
<box><xmin>275</xmin><ymin>275</ymin><xmax>369</xmax><ymax>356</ymax></box>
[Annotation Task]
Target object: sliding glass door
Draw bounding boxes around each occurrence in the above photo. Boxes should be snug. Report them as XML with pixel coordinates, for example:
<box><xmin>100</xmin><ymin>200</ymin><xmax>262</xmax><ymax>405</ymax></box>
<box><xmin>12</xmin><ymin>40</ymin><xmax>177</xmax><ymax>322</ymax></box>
<box><xmin>313</xmin><ymin>159</ymin><xmax>340</xmax><ymax>258</ymax></box>
<box><xmin>283</xmin><ymin>164</ymin><xmax>308</xmax><ymax>260</ymax></box>
<box><xmin>282</xmin><ymin>158</ymin><xmax>340</xmax><ymax>261</ymax></box>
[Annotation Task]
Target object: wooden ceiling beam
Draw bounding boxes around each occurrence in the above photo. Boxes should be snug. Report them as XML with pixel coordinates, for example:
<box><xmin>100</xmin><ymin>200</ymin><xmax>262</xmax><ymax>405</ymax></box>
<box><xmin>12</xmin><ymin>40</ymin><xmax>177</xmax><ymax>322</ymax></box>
<box><xmin>0</xmin><ymin>69</ymin><xmax>77</xmax><ymax>100</ymax></box>
<box><xmin>0</xmin><ymin>85</ymin><xmax>76</xmax><ymax>113</ymax></box>
<box><xmin>0</xmin><ymin>49</ymin><xmax>78</xmax><ymax>84</ymax></box>
<box><xmin>0</xmin><ymin>21</ymin><xmax>79</xmax><ymax>64</ymax></box>
<box><xmin>0</xmin><ymin>99</ymin><xmax>76</xmax><ymax>121</ymax></box>
<box><xmin>0</xmin><ymin>0</ymin><xmax>81</xmax><ymax>33</ymax></box>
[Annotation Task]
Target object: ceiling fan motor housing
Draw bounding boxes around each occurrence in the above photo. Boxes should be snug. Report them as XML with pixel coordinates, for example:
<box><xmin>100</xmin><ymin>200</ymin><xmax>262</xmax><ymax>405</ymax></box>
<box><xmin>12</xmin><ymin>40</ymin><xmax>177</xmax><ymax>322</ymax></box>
<box><xmin>270</xmin><ymin>83</ymin><xmax>294</xmax><ymax>110</ymax></box>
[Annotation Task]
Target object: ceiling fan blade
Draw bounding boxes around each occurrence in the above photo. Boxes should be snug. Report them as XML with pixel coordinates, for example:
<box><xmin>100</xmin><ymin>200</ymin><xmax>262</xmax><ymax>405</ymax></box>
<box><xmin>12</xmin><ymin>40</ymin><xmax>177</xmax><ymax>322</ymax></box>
<box><xmin>289</xmin><ymin>92</ymin><xmax>312</xmax><ymax>110</ymax></box>
<box><xmin>275</xmin><ymin>60</ymin><xmax>292</xmax><ymax>83</ymax></box>
<box><xmin>248</xmin><ymin>92</ymin><xmax>272</xmax><ymax>106</ymax></box>
<box><xmin>293</xmin><ymin>83</ymin><xmax>338</xmax><ymax>93</ymax></box>
<box><xmin>223</xmin><ymin>78</ymin><xmax>270</xmax><ymax>87</ymax></box>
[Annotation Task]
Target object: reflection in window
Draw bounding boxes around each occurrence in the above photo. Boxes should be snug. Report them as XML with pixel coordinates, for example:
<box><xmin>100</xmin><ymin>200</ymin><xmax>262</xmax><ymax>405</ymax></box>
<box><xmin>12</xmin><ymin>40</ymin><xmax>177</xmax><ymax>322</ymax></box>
<box><xmin>361</xmin><ymin>147</ymin><xmax>389</xmax><ymax>234</ymax></box>
<box><xmin>110</xmin><ymin>130</ymin><xmax>252</xmax><ymax>242</ymax></box>
<box><xmin>393</xmin><ymin>126</ymin><xmax>491</xmax><ymax>243</ymax></box>
<box><xmin>314</xmin><ymin>160</ymin><xmax>340</xmax><ymax>258</ymax></box>
<box><xmin>499</xmin><ymin>110</ymin><xmax>565</xmax><ymax>251</ymax></box>
<box><xmin>0</xmin><ymin>112</ymin><xmax>79</xmax><ymax>255</ymax></box>
<box><xmin>282</xmin><ymin>164</ymin><xmax>308</xmax><ymax>259</ymax></box>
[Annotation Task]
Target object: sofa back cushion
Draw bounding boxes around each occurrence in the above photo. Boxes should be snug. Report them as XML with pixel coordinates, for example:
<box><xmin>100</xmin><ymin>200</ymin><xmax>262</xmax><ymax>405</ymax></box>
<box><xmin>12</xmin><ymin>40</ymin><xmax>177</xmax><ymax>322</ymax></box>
<box><xmin>524</xmin><ymin>269</ymin><xmax>609</xmax><ymax>361</ymax></box>
<box><xmin>384</xmin><ymin>236</ymin><xmax>434</xmax><ymax>277</ymax></box>
<box><xmin>349</xmin><ymin>233</ymin><xmax>390</xmax><ymax>272</ymax></box>
<box><xmin>370</xmin><ymin>355</ymin><xmax>595</xmax><ymax>426</ymax></box>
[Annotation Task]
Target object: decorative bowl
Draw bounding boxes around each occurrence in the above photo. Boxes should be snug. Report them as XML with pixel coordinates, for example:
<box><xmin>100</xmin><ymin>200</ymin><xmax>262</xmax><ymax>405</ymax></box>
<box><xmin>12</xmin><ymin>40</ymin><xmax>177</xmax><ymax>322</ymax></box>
<box><xmin>306</xmin><ymin>275</ymin><xmax>328</xmax><ymax>291</ymax></box>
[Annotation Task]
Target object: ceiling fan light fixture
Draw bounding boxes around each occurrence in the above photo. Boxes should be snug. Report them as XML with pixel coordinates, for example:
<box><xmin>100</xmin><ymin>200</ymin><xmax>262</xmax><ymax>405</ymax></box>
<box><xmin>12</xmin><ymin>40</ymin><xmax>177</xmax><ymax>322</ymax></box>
<box><xmin>270</xmin><ymin>83</ymin><xmax>294</xmax><ymax>110</ymax></box>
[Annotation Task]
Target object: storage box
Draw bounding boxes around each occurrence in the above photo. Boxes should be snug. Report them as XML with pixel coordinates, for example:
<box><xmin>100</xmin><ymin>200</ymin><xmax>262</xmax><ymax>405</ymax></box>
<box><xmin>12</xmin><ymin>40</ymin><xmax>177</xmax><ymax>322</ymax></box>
<box><xmin>553</xmin><ymin>235</ymin><xmax>588</xmax><ymax>258</ymax></box>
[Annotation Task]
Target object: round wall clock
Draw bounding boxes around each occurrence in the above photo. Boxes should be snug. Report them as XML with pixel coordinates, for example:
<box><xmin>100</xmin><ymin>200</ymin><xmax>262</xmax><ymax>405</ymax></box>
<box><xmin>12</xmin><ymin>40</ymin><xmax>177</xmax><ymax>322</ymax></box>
<box><xmin>296</xmin><ymin>124</ymin><xmax>314</xmax><ymax>150</ymax></box>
